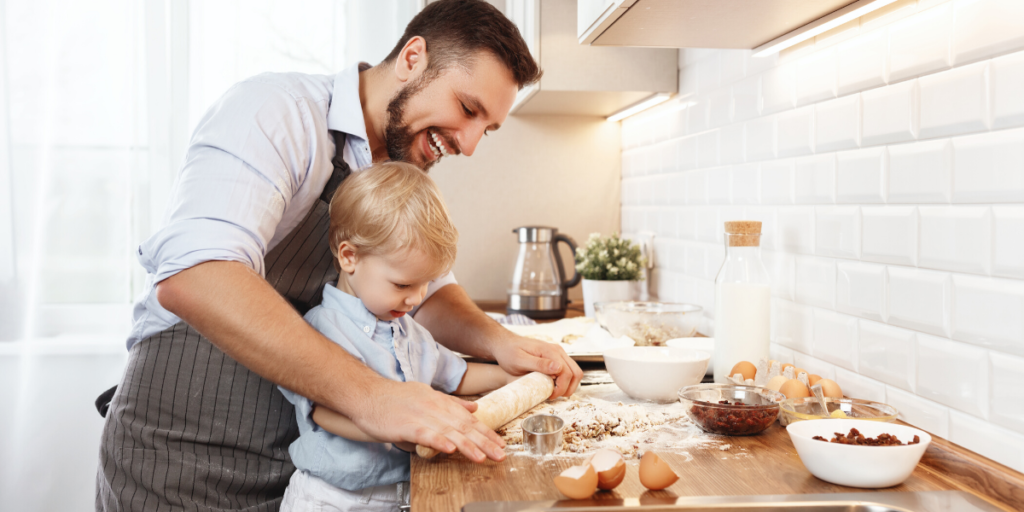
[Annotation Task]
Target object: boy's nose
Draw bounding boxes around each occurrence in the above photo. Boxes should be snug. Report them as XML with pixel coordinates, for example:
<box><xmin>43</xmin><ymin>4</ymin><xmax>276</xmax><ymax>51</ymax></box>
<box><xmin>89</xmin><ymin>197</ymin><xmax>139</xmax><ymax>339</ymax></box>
<box><xmin>406</xmin><ymin>291</ymin><xmax>425</xmax><ymax>306</ymax></box>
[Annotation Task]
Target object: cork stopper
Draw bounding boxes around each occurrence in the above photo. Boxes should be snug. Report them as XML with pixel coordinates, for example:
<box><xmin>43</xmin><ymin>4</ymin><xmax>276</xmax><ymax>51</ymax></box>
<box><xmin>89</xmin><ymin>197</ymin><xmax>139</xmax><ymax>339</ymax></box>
<box><xmin>724</xmin><ymin>220</ymin><xmax>762</xmax><ymax>247</ymax></box>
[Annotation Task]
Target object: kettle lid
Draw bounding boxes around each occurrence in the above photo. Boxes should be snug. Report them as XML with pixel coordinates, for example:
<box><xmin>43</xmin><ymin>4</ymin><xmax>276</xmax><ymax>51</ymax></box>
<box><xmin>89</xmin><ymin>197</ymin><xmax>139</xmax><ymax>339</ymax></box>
<box><xmin>513</xmin><ymin>226</ymin><xmax>557</xmax><ymax>243</ymax></box>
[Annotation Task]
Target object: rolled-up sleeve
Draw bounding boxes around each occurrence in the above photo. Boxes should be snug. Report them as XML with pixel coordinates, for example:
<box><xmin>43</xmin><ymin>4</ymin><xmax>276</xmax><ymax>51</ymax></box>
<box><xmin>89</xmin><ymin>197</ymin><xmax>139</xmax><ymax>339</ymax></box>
<box><xmin>138</xmin><ymin>78</ymin><xmax>317</xmax><ymax>282</ymax></box>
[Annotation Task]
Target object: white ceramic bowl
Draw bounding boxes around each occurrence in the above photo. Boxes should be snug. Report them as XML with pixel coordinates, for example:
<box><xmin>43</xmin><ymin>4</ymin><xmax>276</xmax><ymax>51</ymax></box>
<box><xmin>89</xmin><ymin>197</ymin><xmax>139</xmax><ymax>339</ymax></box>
<box><xmin>603</xmin><ymin>346</ymin><xmax>709</xmax><ymax>402</ymax></box>
<box><xmin>787</xmin><ymin>418</ymin><xmax>932</xmax><ymax>488</ymax></box>
<box><xmin>665</xmin><ymin>337</ymin><xmax>715</xmax><ymax>376</ymax></box>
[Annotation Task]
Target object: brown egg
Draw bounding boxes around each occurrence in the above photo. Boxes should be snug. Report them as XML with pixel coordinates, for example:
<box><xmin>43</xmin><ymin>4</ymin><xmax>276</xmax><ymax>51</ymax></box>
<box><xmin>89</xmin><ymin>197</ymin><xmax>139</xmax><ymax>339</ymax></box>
<box><xmin>808</xmin><ymin>374</ymin><xmax>823</xmax><ymax>386</ymax></box>
<box><xmin>589</xmin><ymin>449</ymin><xmax>626</xmax><ymax>490</ymax></box>
<box><xmin>639</xmin><ymin>451</ymin><xmax>679</xmax><ymax>490</ymax></box>
<box><xmin>779</xmin><ymin>379</ymin><xmax>811</xmax><ymax>399</ymax></box>
<box><xmin>730</xmin><ymin>361</ymin><xmax>757</xmax><ymax>381</ymax></box>
<box><xmin>766</xmin><ymin>375</ymin><xmax>789</xmax><ymax>392</ymax></box>
<box><xmin>554</xmin><ymin>464</ymin><xmax>598</xmax><ymax>500</ymax></box>
<box><xmin>818</xmin><ymin>378</ymin><xmax>843</xmax><ymax>398</ymax></box>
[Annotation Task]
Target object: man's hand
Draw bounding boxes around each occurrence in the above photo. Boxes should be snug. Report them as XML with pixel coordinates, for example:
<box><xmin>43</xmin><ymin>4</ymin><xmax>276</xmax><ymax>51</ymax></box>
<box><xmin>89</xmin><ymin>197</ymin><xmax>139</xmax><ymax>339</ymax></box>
<box><xmin>353</xmin><ymin>380</ymin><xmax>506</xmax><ymax>463</ymax></box>
<box><xmin>490</xmin><ymin>334</ymin><xmax>583</xmax><ymax>399</ymax></box>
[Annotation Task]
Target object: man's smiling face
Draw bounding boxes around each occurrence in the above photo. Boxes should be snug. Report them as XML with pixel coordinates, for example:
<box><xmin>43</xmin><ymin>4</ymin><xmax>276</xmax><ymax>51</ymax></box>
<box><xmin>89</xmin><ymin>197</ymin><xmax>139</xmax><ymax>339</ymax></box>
<box><xmin>382</xmin><ymin>51</ymin><xmax>518</xmax><ymax>171</ymax></box>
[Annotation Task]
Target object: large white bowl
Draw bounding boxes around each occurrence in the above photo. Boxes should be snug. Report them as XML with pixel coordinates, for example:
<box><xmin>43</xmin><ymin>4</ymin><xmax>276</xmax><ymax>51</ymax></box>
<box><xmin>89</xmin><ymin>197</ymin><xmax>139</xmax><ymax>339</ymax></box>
<box><xmin>787</xmin><ymin>418</ymin><xmax>932</xmax><ymax>488</ymax></box>
<box><xmin>665</xmin><ymin>337</ymin><xmax>715</xmax><ymax>376</ymax></box>
<box><xmin>603</xmin><ymin>346</ymin><xmax>709</xmax><ymax>402</ymax></box>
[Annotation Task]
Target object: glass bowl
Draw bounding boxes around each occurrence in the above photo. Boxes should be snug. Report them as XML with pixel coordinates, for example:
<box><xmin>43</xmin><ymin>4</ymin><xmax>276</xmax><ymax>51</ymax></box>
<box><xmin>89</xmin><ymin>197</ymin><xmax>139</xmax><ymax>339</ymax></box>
<box><xmin>594</xmin><ymin>301</ymin><xmax>702</xmax><ymax>346</ymax></box>
<box><xmin>779</xmin><ymin>397</ymin><xmax>898</xmax><ymax>426</ymax></box>
<box><xmin>678</xmin><ymin>384</ymin><xmax>785</xmax><ymax>436</ymax></box>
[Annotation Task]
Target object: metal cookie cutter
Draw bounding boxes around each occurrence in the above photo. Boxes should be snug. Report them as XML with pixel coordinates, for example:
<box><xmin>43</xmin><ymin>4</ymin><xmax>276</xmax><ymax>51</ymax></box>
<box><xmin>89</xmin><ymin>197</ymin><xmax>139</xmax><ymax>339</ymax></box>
<box><xmin>521</xmin><ymin>414</ymin><xmax>565</xmax><ymax>455</ymax></box>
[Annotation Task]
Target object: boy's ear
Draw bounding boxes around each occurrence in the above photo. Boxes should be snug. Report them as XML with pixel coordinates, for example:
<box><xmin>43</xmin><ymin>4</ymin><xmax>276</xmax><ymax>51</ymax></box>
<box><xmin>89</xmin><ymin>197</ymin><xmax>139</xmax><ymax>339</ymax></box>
<box><xmin>337</xmin><ymin>242</ymin><xmax>358</xmax><ymax>274</ymax></box>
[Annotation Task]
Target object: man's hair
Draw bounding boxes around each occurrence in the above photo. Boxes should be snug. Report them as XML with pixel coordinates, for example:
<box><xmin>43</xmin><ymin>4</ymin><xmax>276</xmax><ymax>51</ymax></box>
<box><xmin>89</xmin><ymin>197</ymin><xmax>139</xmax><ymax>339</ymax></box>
<box><xmin>328</xmin><ymin>162</ymin><xmax>458</xmax><ymax>277</ymax></box>
<box><xmin>383</xmin><ymin>0</ymin><xmax>542</xmax><ymax>89</ymax></box>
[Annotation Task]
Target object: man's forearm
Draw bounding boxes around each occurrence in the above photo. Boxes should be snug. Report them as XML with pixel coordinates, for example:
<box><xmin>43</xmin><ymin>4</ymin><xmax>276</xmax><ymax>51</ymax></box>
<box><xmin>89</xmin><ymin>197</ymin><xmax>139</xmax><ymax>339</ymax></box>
<box><xmin>415</xmin><ymin>283</ymin><xmax>584</xmax><ymax>398</ymax></box>
<box><xmin>413</xmin><ymin>284</ymin><xmax>513</xmax><ymax>359</ymax></box>
<box><xmin>155</xmin><ymin>260</ymin><xmax>383</xmax><ymax>417</ymax></box>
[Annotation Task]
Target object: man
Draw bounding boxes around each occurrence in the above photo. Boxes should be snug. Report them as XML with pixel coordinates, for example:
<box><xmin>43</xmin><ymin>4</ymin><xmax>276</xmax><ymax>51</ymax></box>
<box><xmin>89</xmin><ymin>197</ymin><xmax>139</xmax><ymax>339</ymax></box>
<box><xmin>96</xmin><ymin>1</ymin><xmax>583</xmax><ymax>510</ymax></box>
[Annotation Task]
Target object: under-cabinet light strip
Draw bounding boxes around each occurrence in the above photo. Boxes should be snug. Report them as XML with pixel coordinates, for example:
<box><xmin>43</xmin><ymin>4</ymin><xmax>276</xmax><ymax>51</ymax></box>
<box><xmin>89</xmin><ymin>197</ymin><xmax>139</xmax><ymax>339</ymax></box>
<box><xmin>752</xmin><ymin>0</ymin><xmax>899</xmax><ymax>58</ymax></box>
<box><xmin>607</xmin><ymin>93</ymin><xmax>673</xmax><ymax>122</ymax></box>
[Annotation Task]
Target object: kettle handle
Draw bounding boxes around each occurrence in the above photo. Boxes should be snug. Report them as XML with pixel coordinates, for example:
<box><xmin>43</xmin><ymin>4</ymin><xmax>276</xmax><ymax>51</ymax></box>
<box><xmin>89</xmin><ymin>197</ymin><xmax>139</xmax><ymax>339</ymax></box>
<box><xmin>554</xmin><ymin>234</ymin><xmax>581</xmax><ymax>289</ymax></box>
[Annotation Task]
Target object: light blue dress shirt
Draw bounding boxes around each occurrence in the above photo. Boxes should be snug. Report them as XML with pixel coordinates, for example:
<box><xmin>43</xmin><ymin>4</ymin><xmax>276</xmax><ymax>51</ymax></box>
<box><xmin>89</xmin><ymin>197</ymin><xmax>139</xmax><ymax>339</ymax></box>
<box><xmin>279</xmin><ymin>283</ymin><xmax>468</xmax><ymax>491</ymax></box>
<box><xmin>127</xmin><ymin>65</ymin><xmax>457</xmax><ymax>349</ymax></box>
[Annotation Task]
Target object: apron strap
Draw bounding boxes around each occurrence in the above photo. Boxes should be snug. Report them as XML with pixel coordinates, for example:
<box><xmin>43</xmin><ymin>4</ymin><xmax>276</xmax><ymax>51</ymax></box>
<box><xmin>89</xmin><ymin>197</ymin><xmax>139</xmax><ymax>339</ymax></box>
<box><xmin>320</xmin><ymin>130</ymin><xmax>351</xmax><ymax>204</ymax></box>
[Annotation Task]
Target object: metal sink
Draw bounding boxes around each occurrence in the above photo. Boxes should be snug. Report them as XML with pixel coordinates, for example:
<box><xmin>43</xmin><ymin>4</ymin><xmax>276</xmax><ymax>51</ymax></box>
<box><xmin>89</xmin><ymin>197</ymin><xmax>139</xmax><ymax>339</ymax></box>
<box><xmin>462</xmin><ymin>491</ymin><xmax>1001</xmax><ymax>512</ymax></box>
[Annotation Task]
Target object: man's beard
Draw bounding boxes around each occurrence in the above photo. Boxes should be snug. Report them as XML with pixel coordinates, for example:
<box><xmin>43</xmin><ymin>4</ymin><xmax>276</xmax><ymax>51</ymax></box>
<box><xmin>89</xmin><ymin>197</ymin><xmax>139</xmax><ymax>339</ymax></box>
<box><xmin>383</xmin><ymin>73</ymin><xmax>434</xmax><ymax>170</ymax></box>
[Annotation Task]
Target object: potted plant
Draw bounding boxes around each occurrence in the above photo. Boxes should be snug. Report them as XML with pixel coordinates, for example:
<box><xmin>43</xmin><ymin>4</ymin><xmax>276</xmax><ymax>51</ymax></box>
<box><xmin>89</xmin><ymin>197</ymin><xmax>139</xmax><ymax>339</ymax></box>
<box><xmin>574</xmin><ymin>233</ymin><xmax>645</xmax><ymax>317</ymax></box>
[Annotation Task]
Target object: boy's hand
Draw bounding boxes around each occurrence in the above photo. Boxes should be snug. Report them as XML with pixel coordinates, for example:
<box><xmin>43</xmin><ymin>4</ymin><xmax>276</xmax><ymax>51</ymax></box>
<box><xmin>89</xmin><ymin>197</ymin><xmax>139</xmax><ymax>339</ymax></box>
<box><xmin>491</xmin><ymin>335</ymin><xmax>582</xmax><ymax>399</ymax></box>
<box><xmin>354</xmin><ymin>379</ymin><xmax>506</xmax><ymax>463</ymax></box>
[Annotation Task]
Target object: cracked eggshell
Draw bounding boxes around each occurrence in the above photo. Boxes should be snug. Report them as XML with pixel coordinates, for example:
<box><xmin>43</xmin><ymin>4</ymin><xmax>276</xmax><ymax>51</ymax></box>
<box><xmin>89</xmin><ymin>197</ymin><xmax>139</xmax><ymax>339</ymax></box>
<box><xmin>639</xmin><ymin>451</ymin><xmax>679</xmax><ymax>490</ymax></box>
<box><xmin>554</xmin><ymin>464</ymin><xmax>598</xmax><ymax>500</ymax></box>
<box><xmin>589</xmin><ymin>449</ymin><xmax>626</xmax><ymax>490</ymax></box>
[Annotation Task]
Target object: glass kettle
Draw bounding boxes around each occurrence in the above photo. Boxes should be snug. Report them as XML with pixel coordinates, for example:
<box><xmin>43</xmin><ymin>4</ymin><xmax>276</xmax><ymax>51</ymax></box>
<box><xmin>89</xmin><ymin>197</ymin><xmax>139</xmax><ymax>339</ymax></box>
<box><xmin>507</xmin><ymin>226</ymin><xmax>580</xmax><ymax>319</ymax></box>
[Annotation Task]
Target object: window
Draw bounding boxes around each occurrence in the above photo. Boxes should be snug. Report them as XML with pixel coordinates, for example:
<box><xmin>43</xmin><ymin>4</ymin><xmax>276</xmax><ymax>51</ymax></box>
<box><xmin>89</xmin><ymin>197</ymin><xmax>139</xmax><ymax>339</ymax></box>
<box><xmin>0</xmin><ymin>0</ymin><xmax>418</xmax><ymax>341</ymax></box>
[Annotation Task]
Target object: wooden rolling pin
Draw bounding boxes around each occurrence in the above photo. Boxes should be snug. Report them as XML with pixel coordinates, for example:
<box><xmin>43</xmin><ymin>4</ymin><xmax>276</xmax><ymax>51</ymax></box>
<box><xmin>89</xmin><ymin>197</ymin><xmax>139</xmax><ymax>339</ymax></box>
<box><xmin>416</xmin><ymin>371</ymin><xmax>555</xmax><ymax>459</ymax></box>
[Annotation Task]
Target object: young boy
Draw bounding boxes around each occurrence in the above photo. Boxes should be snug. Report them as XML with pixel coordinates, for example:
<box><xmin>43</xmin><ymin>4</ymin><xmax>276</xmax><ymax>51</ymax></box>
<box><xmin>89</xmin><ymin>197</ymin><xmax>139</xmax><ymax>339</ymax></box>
<box><xmin>278</xmin><ymin>161</ymin><xmax>517</xmax><ymax>512</ymax></box>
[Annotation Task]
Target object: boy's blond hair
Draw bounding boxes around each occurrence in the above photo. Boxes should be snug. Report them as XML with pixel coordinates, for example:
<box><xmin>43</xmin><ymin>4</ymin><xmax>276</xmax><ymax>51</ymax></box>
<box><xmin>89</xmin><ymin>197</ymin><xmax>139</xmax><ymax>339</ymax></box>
<box><xmin>328</xmin><ymin>161</ymin><xmax>458</xmax><ymax>277</ymax></box>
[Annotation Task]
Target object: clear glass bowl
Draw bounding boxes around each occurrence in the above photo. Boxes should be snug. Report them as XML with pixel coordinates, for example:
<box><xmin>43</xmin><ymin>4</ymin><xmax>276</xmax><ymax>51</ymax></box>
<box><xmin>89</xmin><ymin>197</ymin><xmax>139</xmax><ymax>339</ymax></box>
<box><xmin>779</xmin><ymin>397</ymin><xmax>899</xmax><ymax>426</ymax></box>
<box><xmin>595</xmin><ymin>301</ymin><xmax>702</xmax><ymax>346</ymax></box>
<box><xmin>678</xmin><ymin>384</ymin><xmax>784</xmax><ymax>436</ymax></box>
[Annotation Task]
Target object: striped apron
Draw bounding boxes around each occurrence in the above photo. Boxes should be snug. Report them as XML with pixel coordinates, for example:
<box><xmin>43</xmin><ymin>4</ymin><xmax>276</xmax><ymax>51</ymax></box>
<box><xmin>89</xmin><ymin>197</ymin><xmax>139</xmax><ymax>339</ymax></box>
<box><xmin>96</xmin><ymin>133</ymin><xmax>351</xmax><ymax>512</ymax></box>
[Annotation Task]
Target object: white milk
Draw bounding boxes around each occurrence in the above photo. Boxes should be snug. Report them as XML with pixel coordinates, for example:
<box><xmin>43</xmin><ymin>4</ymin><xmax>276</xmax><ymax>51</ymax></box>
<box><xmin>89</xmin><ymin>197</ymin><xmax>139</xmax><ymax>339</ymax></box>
<box><xmin>713</xmin><ymin>283</ymin><xmax>771</xmax><ymax>383</ymax></box>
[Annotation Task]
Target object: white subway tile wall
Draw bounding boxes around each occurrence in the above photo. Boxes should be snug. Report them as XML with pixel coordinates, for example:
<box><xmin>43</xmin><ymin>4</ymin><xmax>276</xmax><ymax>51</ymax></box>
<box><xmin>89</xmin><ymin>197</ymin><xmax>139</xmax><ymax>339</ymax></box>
<box><xmin>621</xmin><ymin>0</ymin><xmax>1024</xmax><ymax>471</ymax></box>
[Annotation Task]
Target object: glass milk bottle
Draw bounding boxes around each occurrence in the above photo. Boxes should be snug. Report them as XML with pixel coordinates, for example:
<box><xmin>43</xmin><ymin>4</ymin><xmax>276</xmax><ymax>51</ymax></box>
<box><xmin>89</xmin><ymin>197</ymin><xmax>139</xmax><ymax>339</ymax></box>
<box><xmin>713</xmin><ymin>221</ymin><xmax>771</xmax><ymax>383</ymax></box>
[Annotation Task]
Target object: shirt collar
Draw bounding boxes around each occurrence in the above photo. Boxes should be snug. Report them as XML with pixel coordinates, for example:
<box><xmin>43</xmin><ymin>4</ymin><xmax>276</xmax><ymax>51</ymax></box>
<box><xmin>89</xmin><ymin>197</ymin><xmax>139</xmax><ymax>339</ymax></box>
<box><xmin>326</xmin><ymin>63</ymin><xmax>370</xmax><ymax>143</ymax></box>
<box><xmin>321</xmin><ymin>282</ymin><xmax>407</xmax><ymax>335</ymax></box>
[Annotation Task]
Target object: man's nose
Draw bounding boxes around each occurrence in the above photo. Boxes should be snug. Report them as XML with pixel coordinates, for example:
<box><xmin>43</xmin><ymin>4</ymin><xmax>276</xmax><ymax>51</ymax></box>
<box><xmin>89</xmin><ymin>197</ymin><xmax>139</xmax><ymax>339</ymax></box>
<box><xmin>457</xmin><ymin>122</ymin><xmax>489</xmax><ymax>157</ymax></box>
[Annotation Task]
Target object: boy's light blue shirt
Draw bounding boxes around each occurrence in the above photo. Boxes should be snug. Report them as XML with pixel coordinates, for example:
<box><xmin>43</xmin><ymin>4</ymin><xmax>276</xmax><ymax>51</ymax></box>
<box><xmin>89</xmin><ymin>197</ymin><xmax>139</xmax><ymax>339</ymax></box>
<box><xmin>279</xmin><ymin>283</ymin><xmax>468</xmax><ymax>491</ymax></box>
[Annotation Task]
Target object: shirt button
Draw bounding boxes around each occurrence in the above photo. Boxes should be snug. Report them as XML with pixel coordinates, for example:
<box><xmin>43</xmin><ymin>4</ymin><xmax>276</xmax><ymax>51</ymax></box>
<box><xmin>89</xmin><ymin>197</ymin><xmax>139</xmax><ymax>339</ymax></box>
<box><xmin>363</xmin><ymin>326</ymin><xmax>370</xmax><ymax>333</ymax></box>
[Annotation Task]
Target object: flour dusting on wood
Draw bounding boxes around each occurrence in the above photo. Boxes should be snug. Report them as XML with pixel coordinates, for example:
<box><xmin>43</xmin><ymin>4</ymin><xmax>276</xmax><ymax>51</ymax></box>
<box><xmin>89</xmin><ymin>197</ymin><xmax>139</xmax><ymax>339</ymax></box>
<box><xmin>498</xmin><ymin>384</ymin><xmax>725</xmax><ymax>459</ymax></box>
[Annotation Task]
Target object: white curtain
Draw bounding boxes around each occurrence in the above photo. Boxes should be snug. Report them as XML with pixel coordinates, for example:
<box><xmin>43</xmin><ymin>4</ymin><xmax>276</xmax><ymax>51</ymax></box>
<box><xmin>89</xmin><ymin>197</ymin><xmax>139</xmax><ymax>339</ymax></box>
<box><xmin>0</xmin><ymin>1</ymin><xmax>418</xmax><ymax>509</ymax></box>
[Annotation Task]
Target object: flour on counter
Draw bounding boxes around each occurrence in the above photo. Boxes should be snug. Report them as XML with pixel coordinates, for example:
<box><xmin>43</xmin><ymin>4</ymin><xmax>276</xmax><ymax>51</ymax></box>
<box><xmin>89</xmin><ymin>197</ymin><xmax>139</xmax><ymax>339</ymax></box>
<box><xmin>498</xmin><ymin>384</ymin><xmax>724</xmax><ymax>459</ymax></box>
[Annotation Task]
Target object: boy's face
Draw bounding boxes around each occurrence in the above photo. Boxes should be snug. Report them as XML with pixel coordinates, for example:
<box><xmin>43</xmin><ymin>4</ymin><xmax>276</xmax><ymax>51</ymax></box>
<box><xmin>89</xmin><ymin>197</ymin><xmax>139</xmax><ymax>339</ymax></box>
<box><xmin>337</xmin><ymin>242</ymin><xmax>442</xmax><ymax>321</ymax></box>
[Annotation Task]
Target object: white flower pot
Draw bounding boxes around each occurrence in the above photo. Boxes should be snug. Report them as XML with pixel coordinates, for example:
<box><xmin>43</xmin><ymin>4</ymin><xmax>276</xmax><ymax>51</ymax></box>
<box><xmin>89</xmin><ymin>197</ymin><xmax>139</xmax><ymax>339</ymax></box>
<box><xmin>582</xmin><ymin>279</ymin><xmax>642</xmax><ymax>317</ymax></box>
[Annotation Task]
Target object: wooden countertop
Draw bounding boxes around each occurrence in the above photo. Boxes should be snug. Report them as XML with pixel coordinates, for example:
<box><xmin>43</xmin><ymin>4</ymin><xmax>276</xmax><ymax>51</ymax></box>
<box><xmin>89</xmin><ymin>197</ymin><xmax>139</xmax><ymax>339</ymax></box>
<box><xmin>436</xmin><ymin>302</ymin><xmax>1023</xmax><ymax>510</ymax></box>
<box><xmin>412</xmin><ymin>394</ymin><xmax>1024</xmax><ymax>512</ymax></box>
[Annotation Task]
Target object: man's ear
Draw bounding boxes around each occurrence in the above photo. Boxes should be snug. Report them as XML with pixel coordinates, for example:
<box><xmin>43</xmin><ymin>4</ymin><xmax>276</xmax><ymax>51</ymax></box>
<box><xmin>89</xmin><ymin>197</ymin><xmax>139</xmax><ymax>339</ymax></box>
<box><xmin>337</xmin><ymin>241</ymin><xmax>358</xmax><ymax>274</ymax></box>
<box><xmin>393</xmin><ymin>36</ymin><xmax>428</xmax><ymax>83</ymax></box>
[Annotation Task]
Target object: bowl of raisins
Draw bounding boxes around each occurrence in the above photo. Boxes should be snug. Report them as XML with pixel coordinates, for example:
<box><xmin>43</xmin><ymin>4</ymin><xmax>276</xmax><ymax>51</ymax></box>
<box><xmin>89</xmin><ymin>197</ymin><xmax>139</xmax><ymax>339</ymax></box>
<box><xmin>678</xmin><ymin>384</ymin><xmax>785</xmax><ymax>436</ymax></box>
<box><xmin>787</xmin><ymin>418</ymin><xmax>932</xmax><ymax>488</ymax></box>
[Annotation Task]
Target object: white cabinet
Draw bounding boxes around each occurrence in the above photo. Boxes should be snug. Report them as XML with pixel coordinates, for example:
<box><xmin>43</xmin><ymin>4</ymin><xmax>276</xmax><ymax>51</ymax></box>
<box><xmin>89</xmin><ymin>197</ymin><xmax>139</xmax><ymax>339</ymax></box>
<box><xmin>578</xmin><ymin>0</ymin><xmax>856</xmax><ymax>48</ymax></box>
<box><xmin>505</xmin><ymin>0</ymin><xmax>676</xmax><ymax>117</ymax></box>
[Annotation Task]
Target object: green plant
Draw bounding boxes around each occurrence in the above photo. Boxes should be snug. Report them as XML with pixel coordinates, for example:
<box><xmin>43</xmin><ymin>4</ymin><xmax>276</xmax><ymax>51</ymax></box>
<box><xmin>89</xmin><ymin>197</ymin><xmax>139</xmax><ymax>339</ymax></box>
<box><xmin>574</xmin><ymin>233</ymin><xmax>645</xmax><ymax>281</ymax></box>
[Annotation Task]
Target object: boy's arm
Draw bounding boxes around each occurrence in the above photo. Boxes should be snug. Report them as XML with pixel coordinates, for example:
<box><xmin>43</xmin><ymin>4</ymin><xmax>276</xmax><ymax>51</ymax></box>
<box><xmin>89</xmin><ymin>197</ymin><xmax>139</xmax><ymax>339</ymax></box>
<box><xmin>311</xmin><ymin>404</ymin><xmax>416</xmax><ymax>452</ymax></box>
<box><xmin>454</xmin><ymin>362</ymin><xmax>517</xmax><ymax>396</ymax></box>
